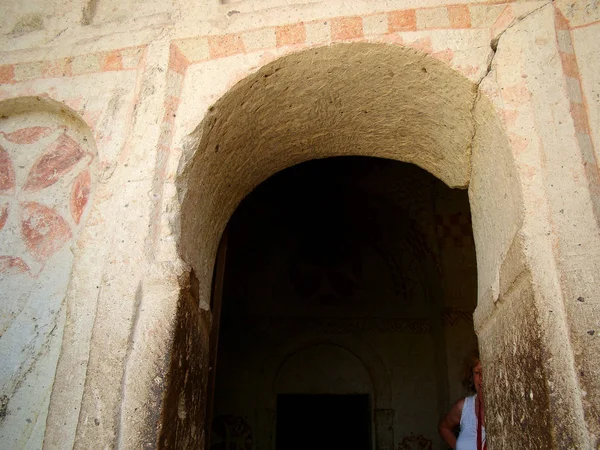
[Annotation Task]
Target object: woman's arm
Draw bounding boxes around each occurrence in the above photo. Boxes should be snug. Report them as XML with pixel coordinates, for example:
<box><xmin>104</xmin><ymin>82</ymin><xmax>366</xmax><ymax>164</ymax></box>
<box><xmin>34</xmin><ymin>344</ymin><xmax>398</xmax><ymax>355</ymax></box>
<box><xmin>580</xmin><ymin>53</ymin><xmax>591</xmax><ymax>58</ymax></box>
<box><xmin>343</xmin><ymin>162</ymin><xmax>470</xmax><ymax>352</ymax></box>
<box><xmin>438</xmin><ymin>398</ymin><xmax>465</xmax><ymax>449</ymax></box>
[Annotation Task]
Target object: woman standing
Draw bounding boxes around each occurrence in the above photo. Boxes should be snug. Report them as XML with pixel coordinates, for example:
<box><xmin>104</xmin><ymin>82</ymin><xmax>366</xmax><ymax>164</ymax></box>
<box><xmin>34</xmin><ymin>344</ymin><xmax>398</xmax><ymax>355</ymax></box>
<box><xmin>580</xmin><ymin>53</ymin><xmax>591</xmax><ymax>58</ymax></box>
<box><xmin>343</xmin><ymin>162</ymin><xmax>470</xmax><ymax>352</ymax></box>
<box><xmin>438</xmin><ymin>351</ymin><xmax>486</xmax><ymax>450</ymax></box>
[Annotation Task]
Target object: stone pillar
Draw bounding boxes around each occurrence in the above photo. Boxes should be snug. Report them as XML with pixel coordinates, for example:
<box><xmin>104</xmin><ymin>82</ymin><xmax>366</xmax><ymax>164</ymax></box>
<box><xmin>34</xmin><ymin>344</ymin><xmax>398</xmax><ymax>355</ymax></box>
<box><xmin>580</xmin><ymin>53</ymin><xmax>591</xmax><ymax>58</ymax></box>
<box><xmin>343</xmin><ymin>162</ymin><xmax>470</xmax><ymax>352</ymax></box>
<box><xmin>374</xmin><ymin>408</ymin><xmax>394</xmax><ymax>450</ymax></box>
<box><xmin>43</xmin><ymin>40</ymin><xmax>178</xmax><ymax>450</ymax></box>
<box><xmin>472</xmin><ymin>4</ymin><xmax>598</xmax><ymax>448</ymax></box>
<box><xmin>256</xmin><ymin>408</ymin><xmax>276</xmax><ymax>450</ymax></box>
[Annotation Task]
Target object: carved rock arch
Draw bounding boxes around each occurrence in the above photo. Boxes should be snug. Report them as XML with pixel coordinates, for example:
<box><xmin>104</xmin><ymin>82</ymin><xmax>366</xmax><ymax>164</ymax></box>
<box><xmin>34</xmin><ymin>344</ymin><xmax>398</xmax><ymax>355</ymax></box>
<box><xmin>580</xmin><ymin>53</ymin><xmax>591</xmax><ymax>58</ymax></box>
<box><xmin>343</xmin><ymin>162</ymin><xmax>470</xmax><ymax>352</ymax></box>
<box><xmin>178</xmin><ymin>42</ymin><xmax>483</xmax><ymax>307</ymax></box>
<box><xmin>262</xmin><ymin>335</ymin><xmax>392</xmax><ymax>410</ymax></box>
<box><xmin>166</xmin><ymin>41</ymin><xmax>530</xmax><ymax>449</ymax></box>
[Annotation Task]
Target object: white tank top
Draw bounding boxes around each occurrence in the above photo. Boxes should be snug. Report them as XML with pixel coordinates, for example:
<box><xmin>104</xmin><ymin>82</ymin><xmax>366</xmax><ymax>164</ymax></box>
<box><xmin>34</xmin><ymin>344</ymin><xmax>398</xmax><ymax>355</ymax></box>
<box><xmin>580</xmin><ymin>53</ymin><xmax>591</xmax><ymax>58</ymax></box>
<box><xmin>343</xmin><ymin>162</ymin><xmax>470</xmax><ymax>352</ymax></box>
<box><xmin>455</xmin><ymin>395</ymin><xmax>486</xmax><ymax>450</ymax></box>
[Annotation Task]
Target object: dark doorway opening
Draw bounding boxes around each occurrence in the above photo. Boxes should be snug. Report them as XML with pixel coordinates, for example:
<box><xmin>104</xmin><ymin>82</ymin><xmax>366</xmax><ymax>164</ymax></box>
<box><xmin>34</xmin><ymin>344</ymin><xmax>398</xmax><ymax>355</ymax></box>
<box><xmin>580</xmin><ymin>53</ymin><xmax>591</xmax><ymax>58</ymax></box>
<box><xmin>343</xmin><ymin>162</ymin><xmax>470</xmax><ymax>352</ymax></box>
<box><xmin>276</xmin><ymin>394</ymin><xmax>372</xmax><ymax>450</ymax></box>
<box><xmin>209</xmin><ymin>157</ymin><xmax>478</xmax><ymax>450</ymax></box>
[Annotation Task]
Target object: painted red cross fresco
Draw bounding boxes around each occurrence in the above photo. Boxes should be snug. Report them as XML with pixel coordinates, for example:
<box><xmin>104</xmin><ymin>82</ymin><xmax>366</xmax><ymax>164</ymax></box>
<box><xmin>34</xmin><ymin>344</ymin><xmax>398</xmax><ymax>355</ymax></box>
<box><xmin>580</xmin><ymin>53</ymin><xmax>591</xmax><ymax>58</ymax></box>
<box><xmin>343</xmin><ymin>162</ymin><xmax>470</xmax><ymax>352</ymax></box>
<box><xmin>0</xmin><ymin>125</ymin><xmax>94</xmax><ymax>276</ymax></box>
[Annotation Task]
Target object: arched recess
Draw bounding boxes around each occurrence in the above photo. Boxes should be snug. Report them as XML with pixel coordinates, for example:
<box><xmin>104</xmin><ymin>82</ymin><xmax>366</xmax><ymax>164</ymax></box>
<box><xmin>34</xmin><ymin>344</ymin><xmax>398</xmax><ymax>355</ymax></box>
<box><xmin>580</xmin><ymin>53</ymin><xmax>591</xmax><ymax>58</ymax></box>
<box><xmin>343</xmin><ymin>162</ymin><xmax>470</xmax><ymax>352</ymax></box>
<box><xmin>168</xmin><ymin>42</ymin><xmax>530</xmax><ymax>448</ymax></box>
<box><xmin>262</xmin><ymin>340</ymin><xmax>385</xmax><ymax>450</ymax></box>
<box><xmin>179</xmin><ymin>43</ymin><xmax>480</xmax><ymax>307</ymax></box>
<box><xmin>0</xmin><ymin>96</ymin><xmax>97</xmax><ymax>449</ymax></box>
<box><xmin>260</xmin><ymin>336</ymin><xmax>392</xmax><ymax>411</ymax></box>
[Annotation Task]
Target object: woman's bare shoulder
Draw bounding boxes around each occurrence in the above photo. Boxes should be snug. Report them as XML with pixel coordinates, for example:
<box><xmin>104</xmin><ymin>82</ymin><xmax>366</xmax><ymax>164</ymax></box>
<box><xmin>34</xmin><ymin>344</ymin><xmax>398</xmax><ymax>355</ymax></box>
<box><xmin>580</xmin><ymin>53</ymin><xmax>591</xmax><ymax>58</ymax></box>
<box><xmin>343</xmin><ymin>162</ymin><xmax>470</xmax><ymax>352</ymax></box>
<box><xmin>451</xmin><ymin>397</ymin><xmax>466</xmax><ymax>414</ymax></box>
<box><xmin>440</xmin><ymin>397</ymin><xmax>467</xmax><ymax>428</ymax></box>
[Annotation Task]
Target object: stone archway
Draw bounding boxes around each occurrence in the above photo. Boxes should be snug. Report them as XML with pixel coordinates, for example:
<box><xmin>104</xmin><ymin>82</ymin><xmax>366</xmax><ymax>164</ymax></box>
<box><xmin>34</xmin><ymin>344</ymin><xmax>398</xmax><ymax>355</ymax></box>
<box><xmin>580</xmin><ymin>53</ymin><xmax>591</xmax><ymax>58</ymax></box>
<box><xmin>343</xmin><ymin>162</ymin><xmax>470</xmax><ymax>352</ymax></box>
<box><xmin>166</xmin><ymin>41</ymin><xmax>593</xmax><ymax>449</ymax></box>
<box><xmin>173</xmin><ymin>41</ymin><xmax>484</xmax><ymax>447</ymax></box>
<box><xmin>260</xmin><ymin>336</ymin><xmax>394</xmax><ymax>450</ymax></box>
<box><xmin>262</xmin><ymin>336</ymin><xmax>393</xmax><ymax>411</ymax></box>
<box><xmin>13</xmin><ymin>4</ymin><xmax>593</xmax><ymax>449</ymax></box>
<box><xmin>178</xmin><ymin>43</ymin><xmax>479</xmax><ymax>303</ymax></box>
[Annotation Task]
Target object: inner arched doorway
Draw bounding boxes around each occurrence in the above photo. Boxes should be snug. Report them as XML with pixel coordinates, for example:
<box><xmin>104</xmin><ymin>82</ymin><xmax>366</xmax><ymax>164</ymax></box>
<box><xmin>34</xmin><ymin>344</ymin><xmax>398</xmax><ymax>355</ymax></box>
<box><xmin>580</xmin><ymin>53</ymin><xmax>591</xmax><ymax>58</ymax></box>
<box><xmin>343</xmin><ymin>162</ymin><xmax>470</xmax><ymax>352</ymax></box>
<box><xmin>210</xmin><ymin>156</ymin><xmax>478</xmax><ymax>449</ymax></box>
<box><xmin>161</xmin><ymin>42</ymin><xmax>588</xmax><ymax>449</ymax></box>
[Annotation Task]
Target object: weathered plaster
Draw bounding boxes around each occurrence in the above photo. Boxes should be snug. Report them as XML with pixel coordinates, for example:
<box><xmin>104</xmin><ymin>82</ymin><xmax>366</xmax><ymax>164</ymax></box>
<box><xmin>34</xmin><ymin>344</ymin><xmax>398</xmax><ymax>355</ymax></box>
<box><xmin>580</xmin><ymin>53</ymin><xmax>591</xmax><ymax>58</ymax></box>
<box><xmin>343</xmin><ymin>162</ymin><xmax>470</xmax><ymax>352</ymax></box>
<box><xmin>0</xmin><ymin>1</ymin><xmax>597</xmax><ymax>448</ymax></box>
<box><xmin>571</xmin><ymin>23</ymin><xmax>600</xmax><ymax>170</ymax></box>
<box><xmin>0</xmin><ymin>97</ymin><xmax>97</xmax><ymax>449</ymax></box>
<box><xmin>474</xmin><ymin>4</ymin><xmax>598</xmax><ymax>447</ymax></box>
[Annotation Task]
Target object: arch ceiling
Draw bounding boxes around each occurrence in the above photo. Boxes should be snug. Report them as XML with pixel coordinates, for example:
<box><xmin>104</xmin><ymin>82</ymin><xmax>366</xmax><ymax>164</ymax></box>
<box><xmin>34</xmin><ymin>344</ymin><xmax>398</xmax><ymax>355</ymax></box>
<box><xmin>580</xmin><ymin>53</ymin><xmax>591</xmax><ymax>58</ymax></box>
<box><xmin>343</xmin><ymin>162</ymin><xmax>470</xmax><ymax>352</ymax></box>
<box><xmin>179</xmin><ymin>43</ymin><xmax>480</xmax><ymax>300</ymax></box>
